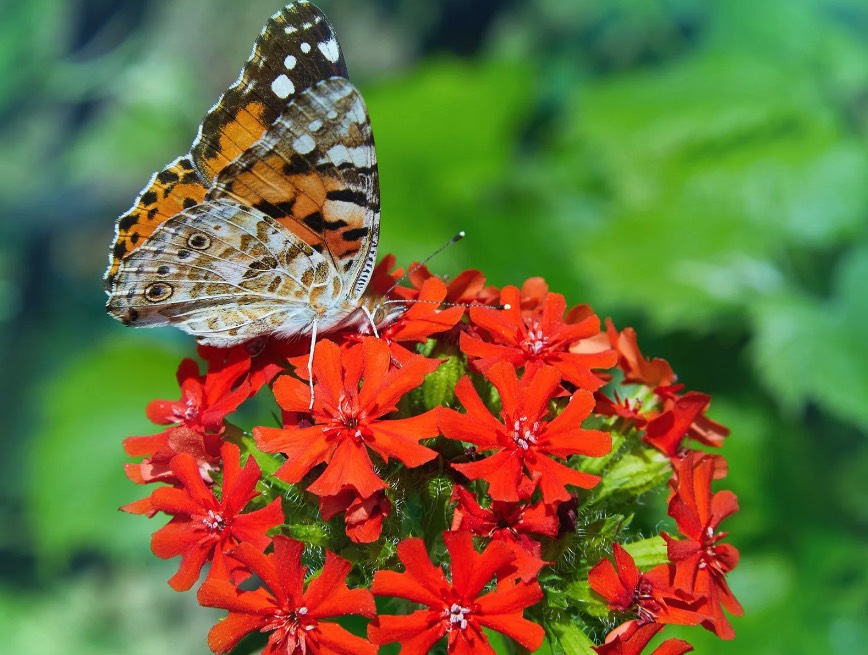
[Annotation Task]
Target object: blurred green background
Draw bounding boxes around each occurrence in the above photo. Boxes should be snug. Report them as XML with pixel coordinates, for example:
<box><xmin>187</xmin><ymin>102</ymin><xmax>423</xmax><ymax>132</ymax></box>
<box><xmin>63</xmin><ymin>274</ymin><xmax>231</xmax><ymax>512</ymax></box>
<box><xmin>2</xmin><ymin>0</ymin><xmax>867</xmax><ymax>653</ymax></box>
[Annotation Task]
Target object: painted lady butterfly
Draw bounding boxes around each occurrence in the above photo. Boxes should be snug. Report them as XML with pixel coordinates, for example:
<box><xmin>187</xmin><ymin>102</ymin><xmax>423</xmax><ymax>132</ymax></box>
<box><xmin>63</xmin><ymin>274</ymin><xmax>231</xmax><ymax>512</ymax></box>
<box><xmin>105</xmin><ymin>1</ymin><xmax>398</xmax><ymax>346</ymax></box>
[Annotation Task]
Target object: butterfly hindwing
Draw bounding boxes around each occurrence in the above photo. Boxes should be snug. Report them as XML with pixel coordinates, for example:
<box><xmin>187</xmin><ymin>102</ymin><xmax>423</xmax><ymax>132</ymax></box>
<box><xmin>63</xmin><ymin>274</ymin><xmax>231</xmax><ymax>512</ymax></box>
<box><xmin>190</xmin><ymin>0</ymin><xmax>349</xmax><ymax>183</ymax></box>
<box><xmin>209</xmin><ymin>77</ymin><xmax>379</xmax><ymax>301</ymax></box>
<box><xmin>107</xmin><ymin>199</ymin><xmax>338</xmax><ymax>344</ymax></box>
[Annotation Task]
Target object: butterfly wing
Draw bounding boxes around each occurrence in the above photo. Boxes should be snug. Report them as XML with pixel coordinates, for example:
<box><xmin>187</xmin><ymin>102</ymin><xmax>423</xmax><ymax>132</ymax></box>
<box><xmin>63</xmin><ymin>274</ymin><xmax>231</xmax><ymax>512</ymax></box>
<box><xmin>107</xmin><ymin>199</ymin><xmax>336</xmax><ymax>345</ymax></box>
<box><xmin>190</xmin><ymin>0</ymin><xmax>349</xmax><ymax>182</ymax></box>
<box><xmin>105</xmin><ymin>1</ymin><xmax>347</xmax><ymax>289</ymax></box>
<box><xmin>105</xmin><ymin>156</ymin><xmax>207</xmax><ymax>287</ymax></box>
<box><xmin>209</xmin><ymin>76</ymin><xmax>379</xmax><ymax>303</ymax></box>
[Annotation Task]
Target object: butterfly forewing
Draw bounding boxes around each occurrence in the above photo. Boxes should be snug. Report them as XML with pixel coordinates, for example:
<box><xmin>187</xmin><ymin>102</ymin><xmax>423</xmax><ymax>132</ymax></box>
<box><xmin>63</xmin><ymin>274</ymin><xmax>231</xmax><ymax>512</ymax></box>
<box><xmin>105</xmin><ymin>156</ymin><xmax>207</xmax><ymax>287</ymax></box>
<box><xmin>190</xmin><ymin>0</ymin><xmax>348</xmax><ymax>182</ymax></box>
<box><xmin>209</xmin><ymin>77</ymin><xmax>379</xmax><ymax>302</ymax></box>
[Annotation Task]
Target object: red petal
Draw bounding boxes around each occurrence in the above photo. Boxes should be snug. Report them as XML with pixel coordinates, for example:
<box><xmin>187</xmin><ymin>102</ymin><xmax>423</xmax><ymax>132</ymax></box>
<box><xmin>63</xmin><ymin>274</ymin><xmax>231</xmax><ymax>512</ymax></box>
<box><xmin>445</xmin><ymin>531</ymin><xmax>514</xmax><ymax>600</ymax></box>
<box><xmin>198</xmin><ymin>578</ymin><xmax>276</xmax><ymax>615</ymax></box>
<box><xmin>229</xmin><ymin>540</ymin><xmax>287</xmax><ymax>607</ymax></box>
<box><xmin>313</xmin><ymin>622</ymin><xmax>378</xmax><ymax>655</ymax></box>
<box><xmin>452</xmin><ymin>450</ymin><xmax>523</xmax><ymax>503</ymax></box>
<box><xmin>368</xmin><ymin>612</ymin><xmax>446</xmax><ymax>655</ymax></box>
<box><xmin>270</xmin><ymin>374</ymin><xmax>311</xmax><ymax>413</ymax></box>
<box><xmin>307</xmin><ymin>439</ymin><xmax>386</xmax><ymax>499</ymax></box>
<box><xmin>304</xmin><ymin>551</ymin><xmax>376</xmax><ymax>619</ymax></box>
<box><xmin>254</xmin><ymin>425</ymin><xmax>330</xmax><ymax>483</ymax></box>
<box><xmin>207</xmin><ymin>611</ymin><xmax>269</xmax><ymax>655</ymax></box>
<box><xmin>219</xmin><ymin>443</ymin><xmax>261</xmax><ymax>516</ymax></box>
<box><xmin>532</xmin><ymin>454</ymin><xmax>601</xmax><ymax>503</ymax></box>
<box><xmin>367</xmin><ymin>413</ymin><xmax>439</xmax><ymax>467</ymax></box>
<box><xmin>229</xmin><ymin>498</ymin><xmax>284</xmax><ymax>550</ymax></box>
<box><xmin>372</xmin><ymin>538</ymin><xmax>449</xmax><ymax>607</ymax></box>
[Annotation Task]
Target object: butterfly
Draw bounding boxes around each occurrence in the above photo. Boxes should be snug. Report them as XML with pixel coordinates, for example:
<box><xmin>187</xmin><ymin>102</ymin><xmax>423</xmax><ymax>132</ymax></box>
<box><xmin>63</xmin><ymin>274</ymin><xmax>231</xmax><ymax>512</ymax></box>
<box><xmin>104</xmin><ymin>1</ymin><xmax>401</xmax><ymax>348</ymax></box>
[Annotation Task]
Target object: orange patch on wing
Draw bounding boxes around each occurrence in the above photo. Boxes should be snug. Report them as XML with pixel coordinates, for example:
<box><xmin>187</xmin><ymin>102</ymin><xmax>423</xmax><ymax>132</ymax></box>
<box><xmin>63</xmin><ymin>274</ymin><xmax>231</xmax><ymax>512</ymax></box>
<box><xmin>200</xmin><ymin>102</ymin><xmax>268</xmax><ymax>180</ymax></box>
<box><xmin>107</xmin><ymin>157</ymin><xmax>207</xmax><ymax>282</ymax></box>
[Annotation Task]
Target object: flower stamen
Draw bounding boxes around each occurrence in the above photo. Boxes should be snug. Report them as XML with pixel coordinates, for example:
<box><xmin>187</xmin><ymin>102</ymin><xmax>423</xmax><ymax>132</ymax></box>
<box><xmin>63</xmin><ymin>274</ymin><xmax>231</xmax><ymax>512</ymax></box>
<box><xmin>446</xmin><ymin>603</ymin><xmax>472</xmax><ymax>630</ymax></box>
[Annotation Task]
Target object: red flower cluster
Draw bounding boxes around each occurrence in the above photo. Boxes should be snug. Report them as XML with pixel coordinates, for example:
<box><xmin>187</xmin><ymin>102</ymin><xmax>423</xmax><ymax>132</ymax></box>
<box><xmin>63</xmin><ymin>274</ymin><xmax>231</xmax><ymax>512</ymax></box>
<box><xmin>119</xmin><ymin>265</ymin><xmax>742</xmax><ymax>655</ymax></box>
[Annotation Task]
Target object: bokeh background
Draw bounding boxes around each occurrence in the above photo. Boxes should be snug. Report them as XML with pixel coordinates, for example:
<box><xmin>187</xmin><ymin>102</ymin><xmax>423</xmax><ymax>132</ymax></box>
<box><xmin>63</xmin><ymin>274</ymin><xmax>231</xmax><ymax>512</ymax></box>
<box><xmin>2</xmin><ymin>0</ymin><xmax>867</xmax><ymax>653</ymax></box>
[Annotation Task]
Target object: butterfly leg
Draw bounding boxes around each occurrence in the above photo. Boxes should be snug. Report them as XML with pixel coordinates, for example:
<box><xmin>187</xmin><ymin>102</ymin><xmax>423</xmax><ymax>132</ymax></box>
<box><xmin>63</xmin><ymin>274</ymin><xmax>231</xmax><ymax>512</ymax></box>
<box><xmin>307</xmin><ymin>319</ymin><xmax>318</xmax><ymax>411</ymax></box>
<box><xmin>359</xmin><ymin>305</ymin><xmax>380</xmax><ymax>338</ymax></box>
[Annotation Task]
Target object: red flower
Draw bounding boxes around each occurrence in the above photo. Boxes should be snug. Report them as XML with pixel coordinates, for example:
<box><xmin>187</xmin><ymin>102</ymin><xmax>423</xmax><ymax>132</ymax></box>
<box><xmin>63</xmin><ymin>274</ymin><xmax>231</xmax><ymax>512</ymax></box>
<box><xmin>439</xmin><ymin>363</ymin><xmax>611</xmax><ymax>504</ymax></box>
<box><xmin>653</xmin><ymin>386</ymin><xmax>729</xmax><ymax>450</ymax></box>
<box><xmin>198</xmin><ymin>535</ymin><xmax>376</xmax><ymax>655</ymax></box>
<box><xmin>605</xmin><ymin>320</ymin><xmax>676</xmax><ymax>389</ymax></box>
<box><xmin>140</xmin><ymin>442</ymin><xmax>284</xmax><ymax>591</ymax></box>
<box><xmin>663</xmin><ymin>452</ymin><xmax>742</xmax><ymax>639</ymax></box>
<box><xmin>320</xmin><ymin>488</ymin><xmax>391</xmax><ymax>544</ymax></box>
<box><xmin>461</xmin><ymin>286</ymin><xmax>616</xmax><ymax>392</ymax></box>
<box><xmin>144</xmin><ymin>358</ymin><xmax>251</xmax><ymax>434</ymax></box>
<box><xmin>254</xmin><ymin>338</ymin><xmax>440</xmax><ymax>499</ymax></box>
<box><xmin>512</xmin><ymin>277</ymin><xmax>550</xmax><ymax>313</ymax></box>
<box><xmin>588</xmin><ymin>543</ymin><xmax>709</xmax><ymax>627</ymax></box>
<box><xmin>594</xmin><ymin>621</ymin><xmax>693</xmax><ymax>655</ymax></box>
<box><xmin>122</xmin><ymin>357</ymin><xmax>252</xmax><ymax>487</ymax></box>
<box><xmin>368</xmin><ymin>531</ymin><xmax>544</xmax><ymax>655</ymax></box>
<box><xmin>450</xmin><ymin>485</ymin><xmax>558</xmax><ymax>582</ymax></box>
<box><xmin>602</xmin><ymin>322</ymin><xmax>729</xmax><ymax>452</ymax></box>
<box><xmin>594</xmin><ymin>392</ymin><xmax>649</xmax><ymax>430</ymax></box>
<box><xmin>122</xmin><ymin>427</ymin><xmax>223</xmax><ymax>510</ymax></box>
<box><xmin>644</xmin><ymin>392</ymin><xmax>717</xmax><ymax>456</ymax></box>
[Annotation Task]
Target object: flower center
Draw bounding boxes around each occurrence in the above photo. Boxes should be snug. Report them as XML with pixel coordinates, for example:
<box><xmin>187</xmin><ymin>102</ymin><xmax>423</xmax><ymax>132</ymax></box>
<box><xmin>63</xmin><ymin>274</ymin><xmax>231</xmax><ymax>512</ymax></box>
<box><xmin>265</xmin><ymin>607</ymin><xmax>316</xmax><ymax>650</ymax></box>
<box><xmin>445</xmin><ymin>603</ymin><xmax>472</xmax><ymax>630</ymax></box>
<box><xmin>511</xmin><ymin>416</ymin><xmax>540</xmax><ymax>451</ymax></box>
<box><xmin>203</xmin><ymin>510</ymin><xmax>226</xmax><ymax>532</ymax></box>
<box><xmin>634</xmin><ymin>578</ymin><xmax>663</xmax><ymax>623</ymax></box>
<box><xmin>522</xmin><ymin>320</ymin><xmax>549</xmax><ymax>356</ymax></box>
<box><xmin>173</xmin><ymin>397</ymin><xmax>199</xmax><ymax>423</ymax></box>
<box><xmin>330</xmin><ymin>394</ymin><xmax>371</xmax><ymax>443</ymax></box>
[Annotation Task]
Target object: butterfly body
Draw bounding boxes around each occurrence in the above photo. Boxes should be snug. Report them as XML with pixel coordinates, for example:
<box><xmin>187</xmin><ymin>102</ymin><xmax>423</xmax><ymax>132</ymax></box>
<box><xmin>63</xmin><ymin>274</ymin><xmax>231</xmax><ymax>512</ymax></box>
<box><xmin>105</xmin><ymin>3</ymin><xmax>391</xmax><ymax>346</ymax></box>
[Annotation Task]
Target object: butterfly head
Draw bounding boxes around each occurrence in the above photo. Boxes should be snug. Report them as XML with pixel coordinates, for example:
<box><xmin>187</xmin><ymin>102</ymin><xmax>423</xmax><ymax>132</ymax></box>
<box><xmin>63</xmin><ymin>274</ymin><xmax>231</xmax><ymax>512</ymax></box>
<box><xmin>352</xmin><ymin>291</ymin><xmax>407</xmax><ymax>336</ymax></box>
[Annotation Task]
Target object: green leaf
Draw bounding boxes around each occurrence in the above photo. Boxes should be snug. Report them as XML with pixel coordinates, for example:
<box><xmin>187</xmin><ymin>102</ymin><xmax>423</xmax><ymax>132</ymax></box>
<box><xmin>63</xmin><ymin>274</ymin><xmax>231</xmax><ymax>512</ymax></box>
<box><xmin>548</xmin><ymin>43</ymin><xmax>868</xmax><ymax>330</ymax></box>
<box><xmin>751</xmin><ymin>245</ymin><xmax>868</xmax><ymax>429</ymax></box>
<box><xmin>563</xmin><ymin>579</ymin><xmax>607</xmax><ymax>620</ymax></box>
<box><xmin>589</xmin><ymin>445</ymin><xmax>672</xmax><ymax>506</ymax></box>
<box><xmin>545</xmin><ymin>617</ymin><xmax>598</xmax><ymax>655</ymax></box>
<box><xmin>623</xmin><ymin>535</ymin><xmax>668</xmax><ymax>568</ymax></box>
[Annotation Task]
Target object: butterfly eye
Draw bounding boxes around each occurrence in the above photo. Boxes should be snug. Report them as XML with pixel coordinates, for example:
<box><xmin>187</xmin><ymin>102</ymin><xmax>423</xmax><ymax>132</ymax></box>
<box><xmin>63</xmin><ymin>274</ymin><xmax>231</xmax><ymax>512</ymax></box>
<box><xmin>144</xmin><ymin>282</ymin><xmax>174</xmax><ymax>303</ymax></box>
<box><xmin>187</xmin><ymin>233</ymin><xmax>211</xmax><ymax>250</ymax></box>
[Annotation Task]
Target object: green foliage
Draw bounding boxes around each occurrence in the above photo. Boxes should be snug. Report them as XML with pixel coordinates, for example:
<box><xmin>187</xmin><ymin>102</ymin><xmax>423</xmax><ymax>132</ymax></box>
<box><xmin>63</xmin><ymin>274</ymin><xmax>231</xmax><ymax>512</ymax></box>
<box><xmin>26</xmin><ymin>337</ymin><xmax>183</xmax><ymax>570</ymax></box>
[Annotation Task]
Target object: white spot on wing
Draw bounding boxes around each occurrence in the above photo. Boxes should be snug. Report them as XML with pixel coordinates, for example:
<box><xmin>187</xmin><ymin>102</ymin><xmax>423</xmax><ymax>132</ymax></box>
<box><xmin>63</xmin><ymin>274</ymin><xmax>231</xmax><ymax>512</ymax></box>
<box><xmin>327</xmin><ymin>145</ymin><xmax>369</xmax><ymax>168</ymax></box>
<box><xmin>318</xmin><ymin>38</ymin><xmax>340</xmax><ymax>63</ymax></box>
<box><xmin>293</xmin><ymin>134</ymin><xmax>317</xmax><ymax>154</ymax></box>
<box><xmin>300</xmin><ymin>42</ymin><xmax>312</xmax><ymax>53</ymax></box>
<box><xmin>271</xmin><ymin>74</ymin><xmax>295</xmax><ymax>98</ymax></box>
<box><xmin>284</xmin><ymin>54</ymin><xmax>297</xmax><ymax>69</ymax></box>
<box><xmin>284</xmin><ymin>26</ymin><xmax>297</xmax><ymax>34</ymax></box>
<box><xmin>308</xmin><ymin>119</ymin><xmax>323</xmax><ymax>131</ymax></box>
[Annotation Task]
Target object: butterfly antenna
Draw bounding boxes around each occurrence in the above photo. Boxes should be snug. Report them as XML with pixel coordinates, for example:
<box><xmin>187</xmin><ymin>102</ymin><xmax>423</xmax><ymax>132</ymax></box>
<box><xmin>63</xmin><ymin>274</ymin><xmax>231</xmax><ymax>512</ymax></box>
<box><xmin>384</xmin><ymin>231</ymin><xmax>466</xmax><ymax>296</ymax></box>
<box><xmin>383</xmin><ymin>297</ymin><xmax>511</xmax><ymax>311</ymax></box>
